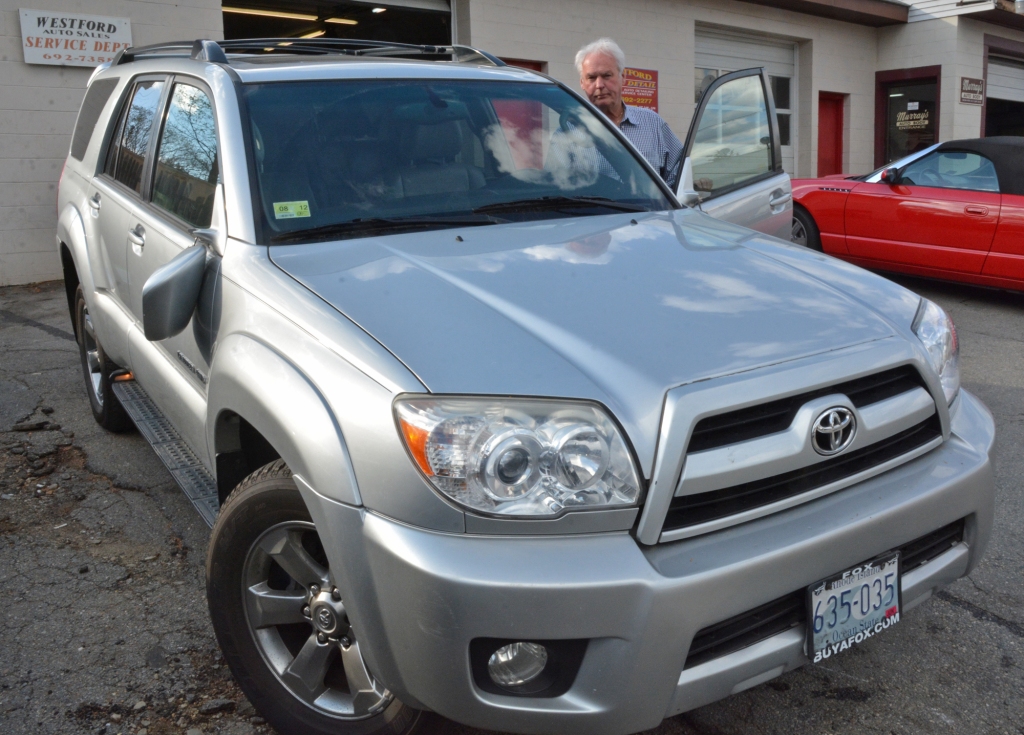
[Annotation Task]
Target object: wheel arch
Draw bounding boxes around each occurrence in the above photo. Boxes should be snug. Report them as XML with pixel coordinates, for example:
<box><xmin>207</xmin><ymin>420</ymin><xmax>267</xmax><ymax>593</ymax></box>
<box><xmin>207</xmin><ymin>334</ymin><xmax>361</xmax><ymax>508</ymax></box>
<box><xmin>60</xmin><ymin>242</ymin><xmax>81</xmax><ymax>340</ymax></box>
<box><xmin>57</xmin><ymin>204</ymin><xmax>99</xmax><ymax>320</ymax></box>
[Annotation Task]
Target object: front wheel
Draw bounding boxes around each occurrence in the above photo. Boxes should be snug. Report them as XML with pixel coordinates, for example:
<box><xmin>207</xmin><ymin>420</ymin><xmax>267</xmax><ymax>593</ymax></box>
<box><xmin>791</xmin><ymin>206</ymin><xmax>822</xmax><ymax>251</ymax></box>
<box><xmin>206</xmin><ymin>460</ymin><xmax>423</xmax><ymax>735</ymax></box>
<box><xmin>74</xmin><ymin>285</ymin><xmax>132</xmax><ymax>431</ymax></box>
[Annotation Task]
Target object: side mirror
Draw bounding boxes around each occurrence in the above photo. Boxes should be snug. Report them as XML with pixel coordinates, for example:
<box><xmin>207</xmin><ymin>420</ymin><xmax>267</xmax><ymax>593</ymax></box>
<box><xmin>880</xmin><ymin>167</ymin><xmax>899</xmax><ymax>185</ymax></box>
<box><xmin>677</xmin><ymin>156</ymin><xmax>701</xmax><ymax>207</ymax></box>
<box><xmin>141</xmin><ymin>245</ymin><xmax>207</xmax><ymax>342</ymax></box>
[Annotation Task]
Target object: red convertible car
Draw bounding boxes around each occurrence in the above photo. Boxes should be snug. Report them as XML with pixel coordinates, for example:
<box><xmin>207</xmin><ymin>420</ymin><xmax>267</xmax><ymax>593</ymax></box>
<box><xmin>791</xmin><ymin>137</ymin><xmax>1024</xmax><ymax>290</ymax></box>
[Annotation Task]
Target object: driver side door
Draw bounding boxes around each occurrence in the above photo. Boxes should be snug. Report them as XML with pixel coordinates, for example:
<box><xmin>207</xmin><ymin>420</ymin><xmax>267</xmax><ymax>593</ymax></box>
<box><xmin>845</xmin><ymin>150</ymin><xmax>1001</xmax><ymax>274</ymax></box>
<box><xmin>678</xmin><ymin>68</ymin><xmax>792</xmax><ymax>239</ymax></box>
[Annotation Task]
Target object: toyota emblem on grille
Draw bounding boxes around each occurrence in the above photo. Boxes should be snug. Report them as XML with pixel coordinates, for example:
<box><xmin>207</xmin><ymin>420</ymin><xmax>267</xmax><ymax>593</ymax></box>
<box><xmin>812</xmin><ymin>407</ymin><xmax>856</xmax><ymax>455</ymax></box>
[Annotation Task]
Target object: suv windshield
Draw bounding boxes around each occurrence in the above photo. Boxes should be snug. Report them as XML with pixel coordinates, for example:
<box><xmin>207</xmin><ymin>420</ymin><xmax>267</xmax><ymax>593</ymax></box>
<box><xmin>243</xmin><ymin>79</ymin><xmax>675</xmax><ymax>243</ymax></box>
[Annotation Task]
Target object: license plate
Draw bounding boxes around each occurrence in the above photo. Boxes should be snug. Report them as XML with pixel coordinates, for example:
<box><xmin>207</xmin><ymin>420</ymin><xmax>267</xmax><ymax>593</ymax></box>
<box><xmin>808</xmin><ymin>551</ymin><xmax>901</xmax><ymax>663</ymax></box>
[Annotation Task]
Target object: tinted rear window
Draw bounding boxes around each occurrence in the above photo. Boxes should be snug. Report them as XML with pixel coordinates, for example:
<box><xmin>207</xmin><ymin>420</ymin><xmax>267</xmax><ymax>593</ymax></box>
<box><xmin>70</xmin><ymin>78</ymin><xmax>118</xmax><ymax>162</ymax></box>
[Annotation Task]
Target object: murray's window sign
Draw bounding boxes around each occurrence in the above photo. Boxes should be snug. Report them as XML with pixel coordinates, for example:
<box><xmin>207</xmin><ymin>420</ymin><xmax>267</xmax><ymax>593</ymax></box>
<box><xmin>19</xmin><ymin>8</ymin><xmax>131</xmax><ymax>67</ymax></box>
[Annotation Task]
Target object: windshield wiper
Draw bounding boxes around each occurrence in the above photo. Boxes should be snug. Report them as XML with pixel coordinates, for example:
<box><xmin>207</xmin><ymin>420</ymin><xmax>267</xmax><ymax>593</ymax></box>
<box><xmin>473</xmin><ymin>196</ymin><xmax>649</xmax><ymax>215</ymax></box>
<box><xmin>270</xmin><ymin>214</ymin><xmax>505</xmax><ymax>244</ymax></box>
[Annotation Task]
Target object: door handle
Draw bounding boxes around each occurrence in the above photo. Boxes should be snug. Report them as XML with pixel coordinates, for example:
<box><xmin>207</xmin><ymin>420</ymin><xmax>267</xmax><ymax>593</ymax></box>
<box><xmin>127</xmin><ymin>224</ymin><xmax>146</xmax><ymax>247</ymax></box>
<box><xmin>965</xmin><ymin>205</ymin><xmax>988</xmax><ymax>216</ymax></box>
<box><xmin>88</xmin><ymin>194</ymin><xmax>101</xmax><ymax>211</ymax></box>
<box><xmin>769</xmin><ymin>191</ymin><xmax>792</xmax><ymax>208</ymax></box>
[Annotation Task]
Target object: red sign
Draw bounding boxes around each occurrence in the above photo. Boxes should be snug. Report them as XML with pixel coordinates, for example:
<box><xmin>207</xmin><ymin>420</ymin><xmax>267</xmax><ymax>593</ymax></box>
<box><xmin>622</xmin><ymin>67</ymin><xmax>658</xmax><ymax>112</ymax></box>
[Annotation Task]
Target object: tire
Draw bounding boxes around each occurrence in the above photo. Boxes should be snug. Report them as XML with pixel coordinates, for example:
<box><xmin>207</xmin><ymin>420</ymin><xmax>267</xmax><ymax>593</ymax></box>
<box><xmin>207</xmin><ymin>460</ymin><xmax>424</xmax><ymax>735</ymax></box>
<box><xmin>791</xmin><ymin>206</ymin><xmax>822</xmax><ymax>252</ymax></box>
<box><xmin>74</xmin><ymin>285</ymin><xmax>133</xmax><ymax>432</ymax></box>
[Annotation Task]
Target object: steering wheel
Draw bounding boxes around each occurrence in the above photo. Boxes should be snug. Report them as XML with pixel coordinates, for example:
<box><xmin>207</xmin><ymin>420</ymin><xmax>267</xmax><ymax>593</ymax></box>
<box><xmin>920</xmin><ymin>170</ymin><xmax>943</xmax><ymax>186</ymax></box>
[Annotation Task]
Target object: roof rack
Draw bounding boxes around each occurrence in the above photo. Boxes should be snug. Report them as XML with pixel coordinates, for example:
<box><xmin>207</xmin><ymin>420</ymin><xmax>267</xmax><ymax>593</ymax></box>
<box><xmin>112</xmin><ymin>37</ymin><xmax>506</xmax><ymax>67</ymax></box>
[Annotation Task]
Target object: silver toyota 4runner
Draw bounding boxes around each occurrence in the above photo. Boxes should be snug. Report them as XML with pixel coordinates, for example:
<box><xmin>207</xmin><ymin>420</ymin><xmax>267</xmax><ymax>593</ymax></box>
<box><xmin>57</xmin><ymin>38</ymin><xmax>994</xmax><ymax>735</ymax></box>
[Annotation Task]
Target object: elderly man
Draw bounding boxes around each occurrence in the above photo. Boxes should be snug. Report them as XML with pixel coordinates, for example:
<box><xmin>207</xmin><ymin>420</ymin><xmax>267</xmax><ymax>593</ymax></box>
<box><xmin>575</xmin><ymin>38</ymin><xmax>683</xmax><ymax>188</ymax></box>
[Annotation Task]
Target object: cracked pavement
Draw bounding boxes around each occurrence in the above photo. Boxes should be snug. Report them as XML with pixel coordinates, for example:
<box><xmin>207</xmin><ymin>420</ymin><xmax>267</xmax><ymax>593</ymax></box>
<box><xmin>0</xmin><ymin>277</ymin><xmax>1021</xmax><ymax>735</ymax></box>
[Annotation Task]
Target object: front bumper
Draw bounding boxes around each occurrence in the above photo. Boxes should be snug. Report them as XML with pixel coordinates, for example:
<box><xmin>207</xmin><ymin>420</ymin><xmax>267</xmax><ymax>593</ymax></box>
<box><xmin>302</xmin><ymin>390</ymin><xmax>994</xmax><ymax>735</ymax></box>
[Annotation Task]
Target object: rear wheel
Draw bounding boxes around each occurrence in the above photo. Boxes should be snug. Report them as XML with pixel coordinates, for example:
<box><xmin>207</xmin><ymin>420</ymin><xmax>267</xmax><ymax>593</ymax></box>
<box><xmin>791</xmin><ymin>206</ymin><xmax>822</xmax><ymax>251</ymax></box>
<box><xmin>207</xmin><ymin>460</ymin><xmax>424</xmax><ymax>735</ymax></box>
<box><xmin>74</xmin><ymin>285</ymin><xmax>132</xmax><ymax>432</ymax></box>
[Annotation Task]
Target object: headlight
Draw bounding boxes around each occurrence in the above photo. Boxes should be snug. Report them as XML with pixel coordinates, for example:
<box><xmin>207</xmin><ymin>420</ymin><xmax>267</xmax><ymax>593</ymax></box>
<box><xmin>912</xmin><ymin>299</ymin><xmax>959</xmax><ymax>405</ymax></box>
<box><xmin>394</xmin><ymin>396</ymin><xmax>642</xmax><ymax>517</ymax></box>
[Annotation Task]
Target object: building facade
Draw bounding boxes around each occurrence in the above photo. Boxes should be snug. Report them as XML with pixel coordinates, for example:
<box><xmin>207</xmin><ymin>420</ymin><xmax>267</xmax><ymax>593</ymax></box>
<box><xmin>5</xmin><ymin>0</ymin><xmax>1024</xmax><ymax>285</ymax></box>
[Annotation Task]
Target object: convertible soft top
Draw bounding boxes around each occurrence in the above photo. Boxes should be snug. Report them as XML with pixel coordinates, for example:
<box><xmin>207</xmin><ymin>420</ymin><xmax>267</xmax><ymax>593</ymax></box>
<box><xmin>938</xmin><ymin>137</ymin><xmax>1024</xmax><ymax>196</ymax></box>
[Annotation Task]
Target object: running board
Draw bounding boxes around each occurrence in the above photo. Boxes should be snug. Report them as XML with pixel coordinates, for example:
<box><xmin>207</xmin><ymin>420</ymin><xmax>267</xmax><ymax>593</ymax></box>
<box><xmin>111</xmin><ymin>379</ymin><xmax>219</xmax><ymax>527</ymax></box>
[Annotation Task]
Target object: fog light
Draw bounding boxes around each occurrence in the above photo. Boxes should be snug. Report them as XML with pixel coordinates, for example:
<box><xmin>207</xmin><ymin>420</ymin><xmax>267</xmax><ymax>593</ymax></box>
<box><xmin>487</xmin><ymin>642</ymin><xmax>548</xmax><ymax>688</ymax></box>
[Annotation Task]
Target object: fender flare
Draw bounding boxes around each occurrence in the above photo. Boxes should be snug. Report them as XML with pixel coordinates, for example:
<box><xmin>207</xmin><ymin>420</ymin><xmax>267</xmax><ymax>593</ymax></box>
<box><xmin>207</xmin><ymin>334</ymin><xmax>361</xmax><ymax>507</ymax></box>
<box><xmin>57</xmin><ymin>203</ymin><xmax>99</xmax><ymax>296</ymax></box>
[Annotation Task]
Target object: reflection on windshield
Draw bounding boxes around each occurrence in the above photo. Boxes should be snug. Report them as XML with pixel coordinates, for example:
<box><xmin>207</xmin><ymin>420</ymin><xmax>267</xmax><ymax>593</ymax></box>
<box><xmin>245</xmin><ymin>80</ymin><xmax>672</xmax><ymax>243</ymax></box>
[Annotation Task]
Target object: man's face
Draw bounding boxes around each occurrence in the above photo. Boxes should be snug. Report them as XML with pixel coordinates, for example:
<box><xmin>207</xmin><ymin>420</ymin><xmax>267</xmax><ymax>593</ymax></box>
<box><xmin>580</xmin><ymin>52</ymin><xmax>623</xmax><ymax>114</ymax></box>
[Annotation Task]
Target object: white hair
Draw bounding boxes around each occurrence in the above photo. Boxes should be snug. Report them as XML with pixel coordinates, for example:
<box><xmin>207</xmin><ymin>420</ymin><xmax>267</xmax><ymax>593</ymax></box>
<box><xmin>574</xmin><ymin>38</ymin><xmax>626</xmax><ymax>75</ymax></box>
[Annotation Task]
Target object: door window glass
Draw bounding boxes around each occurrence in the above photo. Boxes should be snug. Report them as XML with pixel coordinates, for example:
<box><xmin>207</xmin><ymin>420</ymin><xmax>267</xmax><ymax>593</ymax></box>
<box><xmin>884</xmin><ymin>79</ymin><xmax>936</xmax><ymax>164</ymax></box>
<box><xmin>899</xmin><ymin>151</ymin><xmax>999</xmax><ymax>192</ymax></box>
<box><xmin>152</xmin><ymin>84</ymin><xmax>219</xmax><ymax>227</ymax></box>
<box><xmin>71</xmin><ymin>78</ymin><xmax>118</xmax><ymax>162</ymax></box>
<box><xmin>690</xmin><ymin>75</ymin><xmax>772</xmax><ymax>196</ymax></box>
<box><xmin>111</xmin><ymin>80</ymin><xmax>165</xmax><ymax>193</ymax></box>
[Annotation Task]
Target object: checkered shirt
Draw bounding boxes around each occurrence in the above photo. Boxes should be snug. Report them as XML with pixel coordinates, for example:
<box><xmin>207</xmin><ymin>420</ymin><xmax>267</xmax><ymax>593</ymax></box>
<box><xmin>616</xmin><ymin>105</ymin><xmax>684</xmax><ymax>188</ymax></box>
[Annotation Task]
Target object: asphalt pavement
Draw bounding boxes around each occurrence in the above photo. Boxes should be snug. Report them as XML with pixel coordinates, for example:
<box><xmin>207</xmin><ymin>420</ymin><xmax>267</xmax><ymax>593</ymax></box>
<box><xmin>0</xmin><ymin>275</ymin><xmax>1020</xmax><ymax>735</ymax></box>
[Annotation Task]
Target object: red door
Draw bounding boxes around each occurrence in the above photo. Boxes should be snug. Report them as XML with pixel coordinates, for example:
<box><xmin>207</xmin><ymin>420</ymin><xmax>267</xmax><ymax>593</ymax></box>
<box><xmin>818</xmin><ymin>93</ymin><xmax>844</xmax><ymax>177</ymax></box>
<box><xmin>845</xmin><ymin>149</ymin><xmax>1001</xmax><ymax>274</ymax></box>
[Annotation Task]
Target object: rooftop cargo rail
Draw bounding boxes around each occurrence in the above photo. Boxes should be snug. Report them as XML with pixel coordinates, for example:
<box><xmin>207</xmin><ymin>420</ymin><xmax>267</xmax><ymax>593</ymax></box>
<box><xmin>112</xmin><ymin>38</ymin><xmax>507</xmax><ymax>67</ymax></box>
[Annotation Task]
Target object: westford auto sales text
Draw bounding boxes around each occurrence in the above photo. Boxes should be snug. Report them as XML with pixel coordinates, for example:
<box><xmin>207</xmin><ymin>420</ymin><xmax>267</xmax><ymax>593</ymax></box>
<box><xmin>24</xmin><ymin>14</ymin><xmax>127</xmax><ymax>54</ymax></box>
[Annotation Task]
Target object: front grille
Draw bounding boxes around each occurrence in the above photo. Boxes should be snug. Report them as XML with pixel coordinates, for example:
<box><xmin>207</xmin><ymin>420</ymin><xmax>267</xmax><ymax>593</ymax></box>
<box><xmin>683</xmin><ymin>519</ymin><xmax>965</xmax><ymax>669</ymax></box>
<box><xmin>664</xmin><ymin>415</ymin><xmax>941</xmax><ymax>533</ymax></box>
<box><xmin>687</xmin><ymin>366</ymin><xmax>925</xmax><ymax>453</ymax></box>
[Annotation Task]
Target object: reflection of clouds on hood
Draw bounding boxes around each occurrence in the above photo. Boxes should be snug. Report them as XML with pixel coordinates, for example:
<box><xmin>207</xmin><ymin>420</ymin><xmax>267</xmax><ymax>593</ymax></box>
<box><xmin>525</xmin><ymin>231</ymin><xmax>615</xmax><ymax>265</ymax></box>
<box><xmin>350</xmin><ymin>255</ymin><xmax>416</xmax><ymax>281</ymax></box>
<box><xmin>661</xmin><ymin>269</ymin><xmax>781</xmax><ymax>314</ymax></box>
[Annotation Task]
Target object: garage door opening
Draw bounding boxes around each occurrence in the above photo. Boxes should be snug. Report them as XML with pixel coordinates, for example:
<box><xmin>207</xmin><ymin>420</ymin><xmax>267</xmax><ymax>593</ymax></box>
<box><xmin>222</xmin><ymin>1</ymin><xmax>452</xmax><ymax>45</ymax></box>
<box><xmin>985</xmin><ymin>56</ymin><xmax>1024</xmax><ymax>137</ymax></box>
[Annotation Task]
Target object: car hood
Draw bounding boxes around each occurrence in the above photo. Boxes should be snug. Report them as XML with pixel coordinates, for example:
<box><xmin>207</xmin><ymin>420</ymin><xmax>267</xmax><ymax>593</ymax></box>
<box><xmin>269</xmin><ymin>209</ymin><xmax>900</xmax><ymax>471</ymax></box>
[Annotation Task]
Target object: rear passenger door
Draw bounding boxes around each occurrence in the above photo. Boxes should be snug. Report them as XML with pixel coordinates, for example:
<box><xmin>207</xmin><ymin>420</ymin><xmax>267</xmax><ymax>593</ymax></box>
<box><xmin>677</xmin><ymin>68</ymin><xmax>792</xmax><ymax>240</ymax></box>
<box><xmin>88</xmin><ymin>76</ymin><xmax>166</xmax><ymax>362</ymax></box>
<box><xmin>126</xmin><ymin>78</ymin><xmax>221</xmax><ymax>453</ymax></box>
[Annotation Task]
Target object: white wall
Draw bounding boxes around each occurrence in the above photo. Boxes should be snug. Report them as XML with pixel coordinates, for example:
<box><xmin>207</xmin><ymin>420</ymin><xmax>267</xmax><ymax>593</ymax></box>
<box><xmin>879</xmin><ymin>16</ymin><xmax>1024</xmax><ymax>145</ymax></box>
<box><xmin>0</xmin><ymin>0</ymin><xmax>222</xmax><ymax>286</ymax></box>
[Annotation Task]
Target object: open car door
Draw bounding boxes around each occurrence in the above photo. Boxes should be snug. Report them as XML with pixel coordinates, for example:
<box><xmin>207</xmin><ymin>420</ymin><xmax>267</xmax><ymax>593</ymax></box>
<box><xmin>677</xmin><ymin>68</ymin><xmax>792</xmax><ymax>240</ymax></box>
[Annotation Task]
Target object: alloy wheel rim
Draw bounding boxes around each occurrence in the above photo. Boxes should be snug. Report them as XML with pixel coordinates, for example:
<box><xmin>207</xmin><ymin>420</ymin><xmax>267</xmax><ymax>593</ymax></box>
<box><xmin>791</xmin><ymin>218</ymin><xmax>807</xmax><ymax>247</ymax></box>
<box><xmin>242</xmin><ymin>521</ymin><xmax>392</xmax><ymax>719</ymax></box>
<box><xmin>81</xmin><ymin>308</ymin><xmax>104</xmax><ymax>407</ymax></box>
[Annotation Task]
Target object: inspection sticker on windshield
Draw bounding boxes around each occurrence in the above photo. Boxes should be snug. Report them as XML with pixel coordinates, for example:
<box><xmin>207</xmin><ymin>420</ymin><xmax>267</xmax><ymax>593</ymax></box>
<box><xmin>808</xmin><ymin>551</ymin><xmax>901</xmax><ymax>663</ymax></box>
<box><xmin>273</xmin><ymin>201</ymin><xmax>310</xmax><ymax>219</ymax></box>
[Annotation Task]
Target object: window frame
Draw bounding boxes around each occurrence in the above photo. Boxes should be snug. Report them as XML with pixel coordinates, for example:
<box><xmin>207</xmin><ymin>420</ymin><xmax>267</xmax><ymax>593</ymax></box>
<box><xmin>138</xmin><ymin>74</ymin><xmax>223</xmax><ymax>235</ymax></box>
<box><xmin>99</xmin><ymin>73</ymin><xmax>171</xmax><ymax>200</ymax></box>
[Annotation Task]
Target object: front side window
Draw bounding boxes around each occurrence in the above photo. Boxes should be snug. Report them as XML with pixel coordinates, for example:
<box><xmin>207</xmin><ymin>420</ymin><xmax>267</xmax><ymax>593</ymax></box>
<box><xmin>109</xmin><ymin>80</ymin><xmax>165</xmax><ymax>193</ymax></box>
<box><xmin>152</xmin><ymin>83</ymin><xmax>219</xmax><ymax>227</ymax></box>
<box><xmin>899</xmin><ymin>151</ymin><xmax>999</xmax><ymax>192</ymax></box>
<box><xmin>690</xmin><ymin>75</ymin><xmax>772</xmax><ymax>197</ymax></box>
<box><xmin>243</xmin><ymin>80</ymin><xmax>673</xmax><ymax>243</ymax></box>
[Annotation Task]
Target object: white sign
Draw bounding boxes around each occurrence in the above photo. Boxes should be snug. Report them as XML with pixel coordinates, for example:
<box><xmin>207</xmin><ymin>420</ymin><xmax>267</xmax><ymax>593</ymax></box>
<box><xmin>906</xmin><ymin>101</ymin><xmax>919</xmax><ymax>111</ymax></box>
<box><xmin>20</xmin><ymin>8</ymin><xmax>131</xmax><ymax>67</ymax></box>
